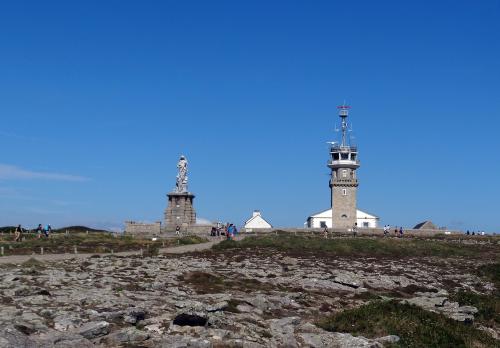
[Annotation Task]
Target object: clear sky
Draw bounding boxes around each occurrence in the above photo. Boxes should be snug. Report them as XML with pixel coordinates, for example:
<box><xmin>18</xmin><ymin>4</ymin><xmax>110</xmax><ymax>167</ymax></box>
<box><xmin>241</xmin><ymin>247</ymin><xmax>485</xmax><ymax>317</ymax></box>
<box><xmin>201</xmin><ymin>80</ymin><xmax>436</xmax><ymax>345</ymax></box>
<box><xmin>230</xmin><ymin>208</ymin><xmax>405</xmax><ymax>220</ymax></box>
<box><xmin>1</xmin><ymin>1</ymin><xmax>499</xmax><ymax>232</ymax></box>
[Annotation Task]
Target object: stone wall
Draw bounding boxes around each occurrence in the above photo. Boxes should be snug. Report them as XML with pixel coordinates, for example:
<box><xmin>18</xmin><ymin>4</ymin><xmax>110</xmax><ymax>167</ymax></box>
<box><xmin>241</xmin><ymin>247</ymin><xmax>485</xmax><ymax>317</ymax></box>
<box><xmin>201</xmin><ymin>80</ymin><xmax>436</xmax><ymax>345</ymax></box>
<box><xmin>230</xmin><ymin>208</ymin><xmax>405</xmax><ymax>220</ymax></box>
<box><xmin>241</xmin><ymin>227</ymin><xmax>461</xmax><ymax>237</ymax></box>
<box><xmin>124</xmin><ymin>221</ymin><xmax>162</xmax><ymax>236</ymax></box>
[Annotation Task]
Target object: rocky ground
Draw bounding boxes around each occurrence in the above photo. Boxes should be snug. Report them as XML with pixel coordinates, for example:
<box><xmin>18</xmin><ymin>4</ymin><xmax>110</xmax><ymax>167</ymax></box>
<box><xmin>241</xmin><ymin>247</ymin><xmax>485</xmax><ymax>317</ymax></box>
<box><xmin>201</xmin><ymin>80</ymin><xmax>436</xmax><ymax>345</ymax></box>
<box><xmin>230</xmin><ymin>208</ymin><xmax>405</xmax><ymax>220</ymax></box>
<box><xmin>0</xmin><ymin>242</ymin><xmax>498</xmax><ymax>347</ymax></box>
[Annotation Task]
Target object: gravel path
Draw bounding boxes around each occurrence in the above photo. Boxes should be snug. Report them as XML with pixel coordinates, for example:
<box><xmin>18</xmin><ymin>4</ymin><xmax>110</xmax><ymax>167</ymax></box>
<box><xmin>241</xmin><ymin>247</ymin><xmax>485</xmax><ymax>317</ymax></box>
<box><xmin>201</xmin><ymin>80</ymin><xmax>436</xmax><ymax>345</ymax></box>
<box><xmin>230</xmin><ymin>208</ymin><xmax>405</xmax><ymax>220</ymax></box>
<box><xmin>0</xmin><ymin>239</ymin><xmax>223</xmax><ymax>265</ymax></box>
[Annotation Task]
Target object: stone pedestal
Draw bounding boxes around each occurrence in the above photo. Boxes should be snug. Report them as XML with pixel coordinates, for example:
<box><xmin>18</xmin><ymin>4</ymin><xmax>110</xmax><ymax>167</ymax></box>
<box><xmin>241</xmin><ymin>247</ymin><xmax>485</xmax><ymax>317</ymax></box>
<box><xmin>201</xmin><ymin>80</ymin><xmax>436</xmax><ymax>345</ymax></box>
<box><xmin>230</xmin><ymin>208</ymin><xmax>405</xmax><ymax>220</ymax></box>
<box><xmin>164</xmin><ymin>192</ymin><xmax>196</xmax><ymax>231</ymax></box>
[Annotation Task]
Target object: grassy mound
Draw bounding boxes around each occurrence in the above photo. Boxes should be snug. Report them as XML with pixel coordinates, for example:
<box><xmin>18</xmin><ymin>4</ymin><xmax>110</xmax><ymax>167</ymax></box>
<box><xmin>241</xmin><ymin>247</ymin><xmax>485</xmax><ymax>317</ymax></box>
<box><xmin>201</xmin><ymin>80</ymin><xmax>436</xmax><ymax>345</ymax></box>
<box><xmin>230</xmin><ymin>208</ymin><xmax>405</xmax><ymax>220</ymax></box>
<box><xmin>213</xmin><ymin>235</ymin><xmax>498</xmax><ymax>259</ymax></box>
<box><xmin>449</xmin><ymin>263</ymin><xmax>500</xmax><ymax>327</ymax></box>
<box><xmin>449</xmin><ymin>290</ymin><xmax>500</xmax><ymax>326</ymax></box>
<box><xmin>0</xmin><ymin>233</ymin><xmax>208</xmax><ymax>255</ymax></box>
<box><xmin>318</xmin><ymin>300</ymin><xmax>497</xmax><ymax>348</ymax></box>
<box><xmin>177</xmin><ymin>235</ymin><xmax>208</xmax><ymax>245</ymax></box>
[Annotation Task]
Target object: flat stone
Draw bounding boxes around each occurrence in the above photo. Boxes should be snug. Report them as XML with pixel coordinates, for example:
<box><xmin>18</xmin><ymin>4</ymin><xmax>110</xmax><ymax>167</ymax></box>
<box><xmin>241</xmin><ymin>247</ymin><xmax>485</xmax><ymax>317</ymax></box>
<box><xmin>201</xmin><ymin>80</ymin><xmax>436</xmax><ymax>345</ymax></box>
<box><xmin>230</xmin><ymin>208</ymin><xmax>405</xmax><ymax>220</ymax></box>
<box><xmin>75</xmin><ymin>321</ymin><xmax>110</xmax><ymax>339</ymax></box>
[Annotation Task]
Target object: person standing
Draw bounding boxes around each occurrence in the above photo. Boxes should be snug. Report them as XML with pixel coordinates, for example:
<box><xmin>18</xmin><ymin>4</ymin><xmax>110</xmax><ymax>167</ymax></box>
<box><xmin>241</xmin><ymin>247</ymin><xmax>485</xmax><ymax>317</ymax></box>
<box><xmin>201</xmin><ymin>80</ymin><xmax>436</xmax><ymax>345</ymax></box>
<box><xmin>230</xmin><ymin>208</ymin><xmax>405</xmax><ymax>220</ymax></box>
<box><xmin>227</xmin><ymin>224</ymin><xmax>235</xmax><ymax>240</ymax></box>
<box><xmin>352</xmin><ymin>223</ymin><xmax>358</xmax><ymax>237</ymax></box>
<box><xmin>36</xmin><ymin>224</ymin><xmax>43</xmax><ymax>239</ymax></box>
<box><xmin>323</xmin><ymin>227</ymin><xmax>329</xmax><ymax>239</ymax></box>
<box><xmin>175</xmin><ymin>225</ymin><xmax>181</xmax><ymax>236</ymax></box>
<box><xmin>399</xmin><ymin>226</ymin><xmax>403</xmax><ymax>238</ymax></box>
<box><xmin>14</xmin><ymin>224</ymin><xmax>23</xmax><ymax>242</ymax></box>
<box><xmin>44</xmin><ymin>224</ymin><xmax>52</xmax><ymax>238</ymax></box>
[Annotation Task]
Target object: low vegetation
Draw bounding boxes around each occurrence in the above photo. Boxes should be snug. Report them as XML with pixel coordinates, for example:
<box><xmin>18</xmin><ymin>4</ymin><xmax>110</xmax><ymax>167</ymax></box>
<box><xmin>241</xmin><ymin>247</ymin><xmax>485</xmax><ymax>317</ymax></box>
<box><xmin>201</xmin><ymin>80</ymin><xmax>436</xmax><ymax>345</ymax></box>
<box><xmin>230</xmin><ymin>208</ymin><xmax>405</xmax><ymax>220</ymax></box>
<box><xmin>0</xmin><ymin>233</ymin><xmax>207</xmax><ymax>256</ymax></box>
<box><xmin>179</xmin><ymin>271</ymin><xmax>277</xmax><ymax>294</ymax></box>
<box><xmin>318</xmin><ymin>300</ymin><xmax>497</xmax><ymax>348</ymax></box>
<box><xmin>213</xmin><ymin>235</ymin><xmax>500</xmax><ymax>259</ymax></box>
<box><xmin>447</xmin><ymin>262</ymin><xmax>500</xmax><ymax>327</ymax></box>
<box><xmin>0</xmin><ymin>225</ymin><xmax>109</xmax><ymax>234</ymax></box>
<box><xmin>449</xmin><ymin>290</ymin><xmax>500</xmax><ymax>326</ymax></box>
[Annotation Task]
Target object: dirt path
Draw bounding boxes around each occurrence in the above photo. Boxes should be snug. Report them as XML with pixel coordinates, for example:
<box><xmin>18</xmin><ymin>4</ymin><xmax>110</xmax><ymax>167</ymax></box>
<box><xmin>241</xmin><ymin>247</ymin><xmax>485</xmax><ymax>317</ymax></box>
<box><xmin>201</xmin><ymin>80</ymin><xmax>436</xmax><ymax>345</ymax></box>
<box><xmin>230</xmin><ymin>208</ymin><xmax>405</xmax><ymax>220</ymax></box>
<box><xmin>0</xmin><ymin>239</ymin><xmax>224</xmax><ymax>265</ymax></box>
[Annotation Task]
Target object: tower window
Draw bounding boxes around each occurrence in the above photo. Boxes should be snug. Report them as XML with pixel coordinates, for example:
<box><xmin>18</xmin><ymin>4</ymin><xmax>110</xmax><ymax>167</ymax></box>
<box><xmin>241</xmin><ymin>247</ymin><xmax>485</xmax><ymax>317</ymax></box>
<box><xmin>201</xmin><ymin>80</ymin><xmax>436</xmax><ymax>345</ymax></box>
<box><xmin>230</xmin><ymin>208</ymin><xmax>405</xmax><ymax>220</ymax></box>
<box><xmin>333</xmin><ymin>153</ymin><xmax>339</xmax><ymax>160</ymax></box>
<box><xmin>341</xmin><ymin>214</ymin><xmax>347</xmax><ymax>218</ymax></box>
<box><xmin>341</xmin><ymin>153</ymin><xmax>348</xmax><ymax>160</ymax></box>
<box><xmin>342</xmin><ymin>189</ymin><xmax>347</xmax><ymax>196</ymax></box>
<box><xmin>342</xmin><ymin>170</ymin><xmax>347</xmax><ymax>178</ymax></box>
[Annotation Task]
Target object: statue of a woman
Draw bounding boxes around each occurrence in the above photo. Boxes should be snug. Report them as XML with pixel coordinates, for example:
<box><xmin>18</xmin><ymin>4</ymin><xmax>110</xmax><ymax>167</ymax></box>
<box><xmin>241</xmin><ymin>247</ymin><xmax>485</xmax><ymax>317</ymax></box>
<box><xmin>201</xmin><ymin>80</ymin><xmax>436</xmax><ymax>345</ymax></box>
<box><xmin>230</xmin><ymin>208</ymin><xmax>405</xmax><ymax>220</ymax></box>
<box><xmin>175</xmin><ymin>155</ymin><xmax>188</xmax><ymax>193</ymax></box>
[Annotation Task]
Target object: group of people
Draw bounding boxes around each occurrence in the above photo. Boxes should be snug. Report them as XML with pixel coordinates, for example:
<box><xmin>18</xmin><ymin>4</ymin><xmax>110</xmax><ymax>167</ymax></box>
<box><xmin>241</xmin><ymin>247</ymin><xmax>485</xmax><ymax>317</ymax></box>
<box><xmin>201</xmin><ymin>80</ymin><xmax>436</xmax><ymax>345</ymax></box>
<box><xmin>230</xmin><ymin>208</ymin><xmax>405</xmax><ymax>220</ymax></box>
<box><xmin>466</xmin><ymin>230</ymin><xmax>485</xmax><ymax>236</ymax></box>
<box><xmin>12</xmin><ymin>224</ymin><xmax>52</xmax><ymax>242</ymax></box>
<box><xmin>209</xmin><ymin>223</ymin><xmax>238</xmax><ymax>240</ymax></box>
<box><xmin>383</xmin><ymin>225</ymin><xmax>404</xmax><ymax>237</ymax></box>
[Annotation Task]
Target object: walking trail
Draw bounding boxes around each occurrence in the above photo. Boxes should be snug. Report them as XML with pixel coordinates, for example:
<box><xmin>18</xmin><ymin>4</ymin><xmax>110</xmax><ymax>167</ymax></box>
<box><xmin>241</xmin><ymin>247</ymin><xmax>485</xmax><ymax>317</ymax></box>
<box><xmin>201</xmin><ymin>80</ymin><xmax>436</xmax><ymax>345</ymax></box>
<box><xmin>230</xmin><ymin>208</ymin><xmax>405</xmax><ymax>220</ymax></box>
<box><xmin>0</xmin><ymin>238</ymin><xmax>226</xmax><ymax>265</ymax></box>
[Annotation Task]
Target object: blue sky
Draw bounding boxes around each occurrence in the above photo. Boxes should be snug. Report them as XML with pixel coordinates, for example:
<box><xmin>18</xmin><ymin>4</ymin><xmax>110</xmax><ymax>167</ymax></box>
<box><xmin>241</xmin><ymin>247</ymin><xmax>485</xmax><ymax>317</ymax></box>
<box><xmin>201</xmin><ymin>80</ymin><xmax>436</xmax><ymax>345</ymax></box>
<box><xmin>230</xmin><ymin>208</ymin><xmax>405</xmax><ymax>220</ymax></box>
<box><xmin>1</xmin><ymin>1</ymin><xmax>499</xmax><ymax>232</ymax></box>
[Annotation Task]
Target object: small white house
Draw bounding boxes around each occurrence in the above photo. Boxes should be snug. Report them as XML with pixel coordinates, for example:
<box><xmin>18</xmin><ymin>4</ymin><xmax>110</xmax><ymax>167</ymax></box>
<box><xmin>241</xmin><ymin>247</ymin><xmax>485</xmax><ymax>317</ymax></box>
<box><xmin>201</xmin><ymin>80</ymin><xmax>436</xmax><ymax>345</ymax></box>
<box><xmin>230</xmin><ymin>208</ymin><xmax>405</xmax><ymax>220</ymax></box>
<box><xmin>306</xmin><ymin>208</ymin><xmax>379</xmax><ymax>228</ymax></box>
<box><xmin>244</xmin><ymin>210</ymin><xmax>272</xmax><ymax>229</ymax></box>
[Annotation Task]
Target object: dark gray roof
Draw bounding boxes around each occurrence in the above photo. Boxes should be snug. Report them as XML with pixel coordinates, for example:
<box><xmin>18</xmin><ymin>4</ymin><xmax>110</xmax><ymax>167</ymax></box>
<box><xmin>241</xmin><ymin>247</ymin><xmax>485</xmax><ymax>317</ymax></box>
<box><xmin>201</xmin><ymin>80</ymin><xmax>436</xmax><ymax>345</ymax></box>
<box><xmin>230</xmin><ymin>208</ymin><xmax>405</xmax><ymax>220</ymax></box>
<box><xmin>413</xmin><ymin>221</ymin><xmax>438</xmax><ymax>230</ymax></box>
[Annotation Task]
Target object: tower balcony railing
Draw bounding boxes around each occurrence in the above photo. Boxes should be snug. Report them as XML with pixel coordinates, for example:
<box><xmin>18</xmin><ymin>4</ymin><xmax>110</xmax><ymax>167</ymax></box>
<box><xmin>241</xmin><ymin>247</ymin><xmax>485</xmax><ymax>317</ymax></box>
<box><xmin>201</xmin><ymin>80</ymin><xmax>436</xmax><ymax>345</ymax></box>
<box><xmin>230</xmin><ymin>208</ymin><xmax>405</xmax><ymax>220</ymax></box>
<box><xmin>332</xmin><ymin>178</ymin><xmax>358</xmax><ymax>183</ymax></box>
<box><xmin>327</xmin><ymin>159</ymin><xmax>360</xmax><ymax>167</ymax></box>
<box><xmin>330</xmin><ymin>145</ymin><xmax>357</xmax><ymax>152</ymax></box>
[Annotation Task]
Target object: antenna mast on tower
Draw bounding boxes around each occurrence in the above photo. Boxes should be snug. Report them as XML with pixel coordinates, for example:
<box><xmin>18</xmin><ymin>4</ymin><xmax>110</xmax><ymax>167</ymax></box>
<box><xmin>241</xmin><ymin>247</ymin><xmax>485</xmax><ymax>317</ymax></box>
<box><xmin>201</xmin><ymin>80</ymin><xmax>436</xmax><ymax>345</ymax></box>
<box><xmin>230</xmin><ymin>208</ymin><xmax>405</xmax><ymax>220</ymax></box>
<box><xmin>337</xmin><ymin>105</ymin><xmax>351</xmax><ymax>147</ymax></box>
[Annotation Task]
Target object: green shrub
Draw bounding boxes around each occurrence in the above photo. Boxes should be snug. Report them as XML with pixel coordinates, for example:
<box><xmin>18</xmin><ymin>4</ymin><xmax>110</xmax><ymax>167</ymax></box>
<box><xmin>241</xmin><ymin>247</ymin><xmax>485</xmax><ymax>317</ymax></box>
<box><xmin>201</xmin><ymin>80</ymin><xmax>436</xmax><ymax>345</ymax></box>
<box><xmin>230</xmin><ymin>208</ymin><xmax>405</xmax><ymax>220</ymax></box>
<box><xmin>212</xmin><ymin>235</ymin><xmax>497</xmax><ymax>259</ymax></box>
<box><xmin>449</xmin><ymin>290</ymin><xmax>500</xmax><ymax>325</ymax></box>
<box><xmin>318</xmin><ymin>300</ymin><xmax>496</xmax><ymax>348</ymax></box>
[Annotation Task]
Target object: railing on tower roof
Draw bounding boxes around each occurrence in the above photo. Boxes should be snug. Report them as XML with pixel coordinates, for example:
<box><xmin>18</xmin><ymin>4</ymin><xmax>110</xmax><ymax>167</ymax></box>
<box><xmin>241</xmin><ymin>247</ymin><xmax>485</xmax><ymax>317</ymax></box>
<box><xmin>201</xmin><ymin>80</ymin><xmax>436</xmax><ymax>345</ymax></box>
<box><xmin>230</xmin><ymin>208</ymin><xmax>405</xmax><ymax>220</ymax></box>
<box><xmin>330</xmin><ymin>145</ymin><xmax>357</xmax><ymax>152</ymax></box>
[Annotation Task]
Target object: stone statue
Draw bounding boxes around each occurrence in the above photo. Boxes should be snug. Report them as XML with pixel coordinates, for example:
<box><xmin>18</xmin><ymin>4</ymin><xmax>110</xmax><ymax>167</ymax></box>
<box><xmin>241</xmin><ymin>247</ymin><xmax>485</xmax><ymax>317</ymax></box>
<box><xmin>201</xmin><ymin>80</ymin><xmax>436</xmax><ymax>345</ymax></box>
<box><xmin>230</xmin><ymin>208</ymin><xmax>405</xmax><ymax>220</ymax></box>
<box><xmin>175</xmin><ymin>155</ymin><xmax>188</xmax><ymax>193</ymax></box>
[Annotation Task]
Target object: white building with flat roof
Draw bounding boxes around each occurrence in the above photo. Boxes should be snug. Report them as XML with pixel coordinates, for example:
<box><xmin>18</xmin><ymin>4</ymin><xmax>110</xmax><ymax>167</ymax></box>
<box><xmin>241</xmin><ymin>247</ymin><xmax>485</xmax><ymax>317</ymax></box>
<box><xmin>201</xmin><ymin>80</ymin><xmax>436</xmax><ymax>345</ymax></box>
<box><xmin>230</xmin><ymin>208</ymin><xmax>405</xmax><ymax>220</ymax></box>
<box><xmin>306</xmin><ymin>208</ymin><xmax>379</xmax><ymax>229</ymax></box>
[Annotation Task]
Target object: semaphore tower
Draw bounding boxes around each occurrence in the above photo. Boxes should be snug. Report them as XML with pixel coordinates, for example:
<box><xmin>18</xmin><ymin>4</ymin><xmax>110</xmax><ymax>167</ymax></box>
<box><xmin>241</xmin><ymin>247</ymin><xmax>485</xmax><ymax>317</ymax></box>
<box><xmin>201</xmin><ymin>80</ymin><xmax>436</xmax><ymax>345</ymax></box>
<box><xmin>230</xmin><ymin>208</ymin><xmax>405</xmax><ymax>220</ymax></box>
<box><xmin>328</xmin><ymin>105</ymin><xmax>360</xmax><ymax>229</ymax></box>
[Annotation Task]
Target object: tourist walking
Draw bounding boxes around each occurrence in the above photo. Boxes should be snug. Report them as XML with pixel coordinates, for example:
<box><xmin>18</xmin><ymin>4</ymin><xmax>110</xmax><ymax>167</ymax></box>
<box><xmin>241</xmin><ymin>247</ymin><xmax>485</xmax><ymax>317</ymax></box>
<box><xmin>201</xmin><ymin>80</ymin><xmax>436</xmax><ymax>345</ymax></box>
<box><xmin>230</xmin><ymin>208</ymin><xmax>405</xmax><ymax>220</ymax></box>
<box><xmin>227</xmin><ymin>224</ymin><xmax>236</xmax><ymax>240</ymax></box>
<box><xmin>14</xmin><ymin>224</ymin><xmax>23</xmax><ymax>242</ymax></box>
<box><xmin>43</xmin><ymin>224</ymin><xmax>52</xmax><ymax>238</ymax></box>
<box><xmin>383</xmin><ymin>225</ymin><xmax>389</xmax><ymax>236</ymax></box>
<box><xmin>399</xmin><ymin>226</ymin><xmax>403</xmax><ymax>238</ymax></box>
<box><xmin>36</xmin><ymin>224</ymin><xmax>43</xmax><ymax>239</ymax></box>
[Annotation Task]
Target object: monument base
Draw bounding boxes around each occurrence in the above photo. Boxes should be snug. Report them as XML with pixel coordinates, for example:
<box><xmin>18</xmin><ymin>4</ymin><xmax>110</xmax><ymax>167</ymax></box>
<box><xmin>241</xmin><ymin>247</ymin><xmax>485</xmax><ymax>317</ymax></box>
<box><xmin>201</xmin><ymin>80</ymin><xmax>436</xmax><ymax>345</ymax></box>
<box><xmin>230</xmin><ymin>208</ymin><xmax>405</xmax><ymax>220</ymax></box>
<box><xmin>164</xmin><ymin>192</ymin><xmax>196</xmax><ymax>231</ymax></box>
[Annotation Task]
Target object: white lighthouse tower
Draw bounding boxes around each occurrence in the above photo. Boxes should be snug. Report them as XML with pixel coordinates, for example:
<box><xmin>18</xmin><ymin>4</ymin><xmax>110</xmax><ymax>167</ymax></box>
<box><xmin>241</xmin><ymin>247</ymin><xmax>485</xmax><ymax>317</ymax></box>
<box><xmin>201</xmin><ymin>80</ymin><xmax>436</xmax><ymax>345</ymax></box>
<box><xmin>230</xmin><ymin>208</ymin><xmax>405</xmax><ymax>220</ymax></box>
<box><xmin>328</xmin><ymin>105</ymin><xmax>360</xmax><ymax>229</ymax></box>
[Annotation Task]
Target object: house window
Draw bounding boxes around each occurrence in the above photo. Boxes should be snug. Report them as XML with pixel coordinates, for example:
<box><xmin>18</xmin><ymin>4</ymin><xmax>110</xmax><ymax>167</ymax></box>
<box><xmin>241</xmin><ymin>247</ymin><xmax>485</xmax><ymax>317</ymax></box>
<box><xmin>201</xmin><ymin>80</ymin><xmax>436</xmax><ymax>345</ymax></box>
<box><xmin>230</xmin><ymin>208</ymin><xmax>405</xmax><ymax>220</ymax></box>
<box><xmin>320</xmin><ymin>221</ymin><xmax>327</xmax><ymax>228</ymax></box>
<box><xmin>363</xmin><ymin>222</ymin><xmax>369</xmax><ymax>228</ymax></box>
<box><xmin>342</xmin><ymin>189</ymin><xmax>347</xmax><ymax>196</ymax></box>
<box><xmin>342</xmin><ymin>170</ymin><xmax>347</xmax><ymax>178</ymax></box>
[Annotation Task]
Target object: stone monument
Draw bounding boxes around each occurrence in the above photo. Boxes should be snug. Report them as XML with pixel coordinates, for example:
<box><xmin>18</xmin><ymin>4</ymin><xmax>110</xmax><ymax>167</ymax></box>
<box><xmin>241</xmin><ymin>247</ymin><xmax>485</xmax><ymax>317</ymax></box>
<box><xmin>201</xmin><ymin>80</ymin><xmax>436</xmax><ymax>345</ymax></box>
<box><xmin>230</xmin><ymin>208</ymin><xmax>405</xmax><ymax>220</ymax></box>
<box><xmin>164</xmin><ymin>155</ymin><xmax>196</xmax><ymax>231</ymax></box>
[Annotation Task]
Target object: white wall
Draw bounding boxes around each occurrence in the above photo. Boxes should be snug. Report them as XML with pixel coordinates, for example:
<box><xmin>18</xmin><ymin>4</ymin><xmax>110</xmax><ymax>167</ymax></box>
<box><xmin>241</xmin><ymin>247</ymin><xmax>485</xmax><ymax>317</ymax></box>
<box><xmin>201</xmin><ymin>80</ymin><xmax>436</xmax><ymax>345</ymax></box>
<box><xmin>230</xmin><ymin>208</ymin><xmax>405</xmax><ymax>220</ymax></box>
<box><xmin>245</xmin><ymin>216</ymin><xmax>272</xmax><ymax>229</ymax></box>
<box><xmin>356</xmin><ymin>216</ymin><xmax>378</xmax><ymax>228</ymax></box>
<box><xmin>306</xmin><ymin>211</ymin><xmax>378</xmax><ymax>228</ymax></box>
<box><xmin>307</xmin><ymin>217</ymin><xmax>333</xmax><ymax>228</ymax></box>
